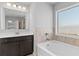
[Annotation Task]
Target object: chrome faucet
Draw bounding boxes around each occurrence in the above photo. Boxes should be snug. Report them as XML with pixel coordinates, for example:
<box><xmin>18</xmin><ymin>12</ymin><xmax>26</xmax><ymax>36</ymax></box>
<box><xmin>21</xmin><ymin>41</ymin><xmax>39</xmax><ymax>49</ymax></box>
<box><xmin>45</xmin><ymin>33</ymin><xmax>49</xmax><ymax>40</ymax></box>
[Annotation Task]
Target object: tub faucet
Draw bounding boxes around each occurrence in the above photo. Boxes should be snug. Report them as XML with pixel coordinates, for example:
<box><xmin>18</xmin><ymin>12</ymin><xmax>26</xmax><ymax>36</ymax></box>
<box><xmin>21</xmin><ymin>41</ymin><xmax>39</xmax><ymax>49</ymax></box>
<box><xmin>45</xmin><ymin>33</ymin><xmax>49</xmax><ymax>41</ymax></box>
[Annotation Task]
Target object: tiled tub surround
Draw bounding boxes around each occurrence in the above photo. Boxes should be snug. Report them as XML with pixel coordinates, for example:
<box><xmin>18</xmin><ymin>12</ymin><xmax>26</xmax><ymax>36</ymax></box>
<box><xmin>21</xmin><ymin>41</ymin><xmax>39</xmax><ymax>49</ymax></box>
<box><xmin>55</xmin><ymin>35</ymin><xmax>79</xmax><ymax>47</ymax></box>
<box><xmin>34</xmin><ymin>24</ymin><xmax>79</xmax><ymax>47</ymax></box>
<box><xmin>34</xmin><ymin>28</ymin><xmax>53</xmax><ymax>55</ymax></box>
<box><xmin>34</xmin><ymin>28</ymin><xmax>53</xmax><ymax>43</ymax></box>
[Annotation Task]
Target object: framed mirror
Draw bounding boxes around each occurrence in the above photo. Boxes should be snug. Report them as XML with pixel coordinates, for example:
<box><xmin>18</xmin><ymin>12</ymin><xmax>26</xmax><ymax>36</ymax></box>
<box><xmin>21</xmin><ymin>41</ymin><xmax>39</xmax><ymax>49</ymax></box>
<box><xmin>4</xmin><ymin>8</ymin><xmax>27</xmax><ymax>30</ymax></box>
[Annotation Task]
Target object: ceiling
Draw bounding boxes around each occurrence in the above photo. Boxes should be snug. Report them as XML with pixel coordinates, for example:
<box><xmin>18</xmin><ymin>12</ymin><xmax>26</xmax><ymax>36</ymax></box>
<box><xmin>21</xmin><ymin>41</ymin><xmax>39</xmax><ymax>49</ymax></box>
<box><xmin>7</xmin><ymin>2</ymin><xmax>56</xmax><ymax>6</ymax></box>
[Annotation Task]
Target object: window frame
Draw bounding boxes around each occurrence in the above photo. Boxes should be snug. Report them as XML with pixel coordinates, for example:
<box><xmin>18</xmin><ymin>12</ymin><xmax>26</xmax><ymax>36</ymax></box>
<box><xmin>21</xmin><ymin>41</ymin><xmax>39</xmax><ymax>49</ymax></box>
<box><xmin>56</xmin><ymin>3</ymin><xmax>79</xmax><ymax>39</ymax></box>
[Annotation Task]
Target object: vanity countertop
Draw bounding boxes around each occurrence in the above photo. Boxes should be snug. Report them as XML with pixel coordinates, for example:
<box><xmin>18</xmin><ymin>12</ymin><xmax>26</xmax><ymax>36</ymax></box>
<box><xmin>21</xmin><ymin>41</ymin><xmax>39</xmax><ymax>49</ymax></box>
<box><xmin>0</xmin><ymin>32</ymin><xmax>33</xmax><ymax>38</ymax></box>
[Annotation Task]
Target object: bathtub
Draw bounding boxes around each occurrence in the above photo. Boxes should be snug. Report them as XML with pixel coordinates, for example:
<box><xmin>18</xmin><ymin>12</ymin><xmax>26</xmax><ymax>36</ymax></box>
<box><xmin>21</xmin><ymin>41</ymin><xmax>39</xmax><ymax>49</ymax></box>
<box><xmin>37</xmin><ymin>40</ymin><xmax>79</xmax><ymax>56</ymax></box>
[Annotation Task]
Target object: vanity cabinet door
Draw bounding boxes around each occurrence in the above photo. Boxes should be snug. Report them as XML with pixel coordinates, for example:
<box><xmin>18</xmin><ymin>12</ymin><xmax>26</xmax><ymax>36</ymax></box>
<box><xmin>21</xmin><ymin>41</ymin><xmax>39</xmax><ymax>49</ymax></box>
<box><xmin>0</xmin><ymin>39</ymin><xmax>19</xmax><ymax>56</ymax></box>
<box><xmin>0</xmin><ymin>35</ymin><xmax>34</xmax><ymax>56</ymax></box>
<box><xmin>19</xmin><ymin>35</ymin><xmax>34</xmax><ymax>56</ymax></box>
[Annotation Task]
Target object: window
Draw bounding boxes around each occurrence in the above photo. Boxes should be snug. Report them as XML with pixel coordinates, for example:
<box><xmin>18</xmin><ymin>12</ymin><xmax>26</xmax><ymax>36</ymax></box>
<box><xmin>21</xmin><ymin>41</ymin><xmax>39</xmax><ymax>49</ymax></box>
<box><xmin>57</xmin><ymin>4</ymin><xmax>79</xmax><ymax>36</ymax></box>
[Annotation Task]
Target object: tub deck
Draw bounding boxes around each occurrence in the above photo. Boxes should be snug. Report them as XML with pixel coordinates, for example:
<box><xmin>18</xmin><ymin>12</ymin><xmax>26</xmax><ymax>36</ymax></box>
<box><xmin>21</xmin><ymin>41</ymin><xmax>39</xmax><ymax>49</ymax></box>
<box><xmin>38</xmin><ymin>40</ymin><xmax>79</xmax><ymax>56</ymax></box>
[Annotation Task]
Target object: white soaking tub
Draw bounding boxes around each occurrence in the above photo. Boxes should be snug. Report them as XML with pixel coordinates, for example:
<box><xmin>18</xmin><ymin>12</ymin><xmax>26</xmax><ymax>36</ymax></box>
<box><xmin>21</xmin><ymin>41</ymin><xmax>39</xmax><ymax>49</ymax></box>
<box><xmin>37</xmin><ymin>40</ymin><xmax>79</xmax><ymax>56</ymax></box>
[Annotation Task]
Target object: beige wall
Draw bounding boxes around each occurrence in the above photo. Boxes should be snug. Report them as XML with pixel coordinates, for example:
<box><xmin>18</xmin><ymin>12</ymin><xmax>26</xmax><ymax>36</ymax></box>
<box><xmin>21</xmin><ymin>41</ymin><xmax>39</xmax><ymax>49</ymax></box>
<box><xmin>31</xmin><ymin>2</ymin><xmax>53</xmax><ymax>55</ymax></box>
<box><xmin>31</xmin><ymin>2</ymin><xmax>53</xmax><ymax>43</ymax></box>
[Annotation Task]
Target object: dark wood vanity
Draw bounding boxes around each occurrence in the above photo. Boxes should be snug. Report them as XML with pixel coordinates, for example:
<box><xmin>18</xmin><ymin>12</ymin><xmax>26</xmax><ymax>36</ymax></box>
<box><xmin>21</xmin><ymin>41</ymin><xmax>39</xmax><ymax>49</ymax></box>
<box><xmin>0</xmin><ymin>35</ymin><xmax>34</xmax><ymax>56</ymax></box>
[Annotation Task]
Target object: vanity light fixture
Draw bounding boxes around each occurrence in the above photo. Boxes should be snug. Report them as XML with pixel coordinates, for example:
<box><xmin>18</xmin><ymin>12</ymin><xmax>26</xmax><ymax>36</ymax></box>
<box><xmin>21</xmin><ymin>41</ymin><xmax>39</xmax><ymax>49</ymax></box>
<box><xmin>6</xmin><ymin>3</ymin><xmax>26</xmax><ymax>10</ymax></box>
<box><xmin>6</xmin><ymin>3</ymin><xmax>11</xmax><ymax>6</ymax></box>
<box><xmin>13</xmin><ymin>4</ymin><xmax>17</xmax><ymax>8</ymax></box>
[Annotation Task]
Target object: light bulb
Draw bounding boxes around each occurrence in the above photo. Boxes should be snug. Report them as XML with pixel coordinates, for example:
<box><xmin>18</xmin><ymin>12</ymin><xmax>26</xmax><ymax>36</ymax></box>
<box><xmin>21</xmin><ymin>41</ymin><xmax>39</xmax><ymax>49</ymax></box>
<box><xmin>22</xmin><ymin>7</ymin><xmax>26</xmax><ymax>10</ymax></box>
<box><xmin>8</xmin><ymin>20</ymin><xmax>12</xmax><ymax>23</ymax></box>
<box><xmin>6</xmin><ymin>3</ymin><xmax>11</xmax><ymax>6</ymax></box>
<box><xmin>13</xmin><ymin>4</ymin><xmax>16</xmax><ymax>8</ymax></box>
<box><xmin>18</xmin><ymin>6</ymin><xmax>21</xmax><ymax>9</ymax></box>
<box><xmin>77</xmin><ymin>34</ymin><xmax>79</xmax><ymax>35</ymax></box>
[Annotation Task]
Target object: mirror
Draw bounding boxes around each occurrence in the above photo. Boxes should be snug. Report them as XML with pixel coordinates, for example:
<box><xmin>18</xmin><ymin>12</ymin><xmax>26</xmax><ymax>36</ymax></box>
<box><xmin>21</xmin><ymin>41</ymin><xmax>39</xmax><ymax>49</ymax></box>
<box><xmin>4</xmin><ymin>8</ymin><xmax>27</xmax><ymax>30</ymax></box>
